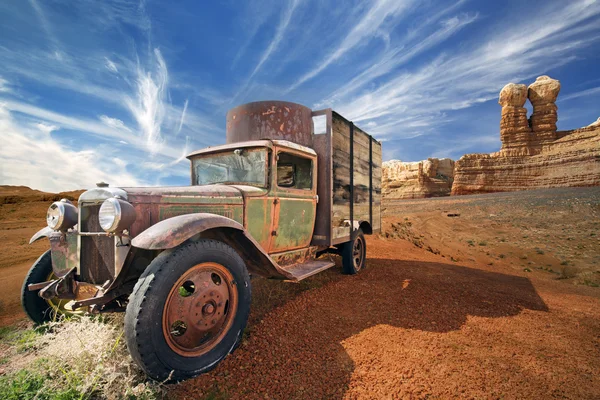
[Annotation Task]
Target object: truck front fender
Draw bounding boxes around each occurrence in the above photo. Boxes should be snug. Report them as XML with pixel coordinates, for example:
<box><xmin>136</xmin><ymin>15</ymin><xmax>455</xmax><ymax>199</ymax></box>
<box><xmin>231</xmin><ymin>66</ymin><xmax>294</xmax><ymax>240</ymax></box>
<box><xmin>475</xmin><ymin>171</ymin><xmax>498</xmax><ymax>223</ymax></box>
<box><xmin>29</xmin><ymin>226</ymin><xmax>53</xmax><ymax>244</ymax></box>
<box><xmin>131</xmin><ymin>213</ymin><xmax>243</xmax><ymax>250</ymax></box>
<box><xmin>131</xmin><ymin>213</ymin><xmax>294</xmax><ymax>280</ymax></box>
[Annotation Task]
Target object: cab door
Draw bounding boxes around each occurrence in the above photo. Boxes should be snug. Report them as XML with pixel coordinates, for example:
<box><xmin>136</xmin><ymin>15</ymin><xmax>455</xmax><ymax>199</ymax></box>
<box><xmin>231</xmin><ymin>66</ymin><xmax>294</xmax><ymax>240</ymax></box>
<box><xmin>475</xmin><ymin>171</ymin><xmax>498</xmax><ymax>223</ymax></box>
<box><xmin>268</xmin><ymin>148</ymin><xmax>317</xmax><ymax>253</ymax></box>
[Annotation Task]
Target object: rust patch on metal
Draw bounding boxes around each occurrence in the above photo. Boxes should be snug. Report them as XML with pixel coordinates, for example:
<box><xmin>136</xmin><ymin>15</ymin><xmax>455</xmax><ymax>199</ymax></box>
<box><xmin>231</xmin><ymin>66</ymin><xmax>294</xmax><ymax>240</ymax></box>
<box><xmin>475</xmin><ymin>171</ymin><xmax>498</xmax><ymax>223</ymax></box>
<box><xmin>270</xmin><ymin>246</ymin><xmax>319</xmax><ymax>267</ymax></box>
<box><xmin>226</xmin><ymin>101</ymin><xmax>314</xmax><ymax>148</ymax></box>
<box><xmin>48</xmin><ymin>231</ymin><xmax>78</xmax><ymax>278</ymax></box>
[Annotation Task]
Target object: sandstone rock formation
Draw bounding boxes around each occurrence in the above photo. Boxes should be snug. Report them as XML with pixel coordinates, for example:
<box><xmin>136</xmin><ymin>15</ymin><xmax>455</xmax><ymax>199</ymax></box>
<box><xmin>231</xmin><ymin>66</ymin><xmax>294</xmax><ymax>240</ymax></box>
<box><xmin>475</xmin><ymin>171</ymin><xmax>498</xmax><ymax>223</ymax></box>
<box><xmin>452</xmin><ymin>76</ymin><xmax>600</xmax><ymax>195</ymax></box>
<box><xmin>383</xmin><ymin>158</ymin><xmax>455</xmax><ymax>199</ymax></box>
<box><xmin>499</xmin><ymin>83</ymin><xmax>530</xmax><ymax>150</ymax></box>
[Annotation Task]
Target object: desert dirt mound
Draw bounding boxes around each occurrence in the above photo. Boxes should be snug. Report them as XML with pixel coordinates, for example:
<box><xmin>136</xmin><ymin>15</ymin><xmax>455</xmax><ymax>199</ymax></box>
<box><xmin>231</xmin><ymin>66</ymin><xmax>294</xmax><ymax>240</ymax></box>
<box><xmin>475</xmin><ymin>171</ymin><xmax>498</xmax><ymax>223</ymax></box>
<box><xmin>0</xmin><ymin>185</ymin><xmax>83</xmax><ymax>205</ymax></box>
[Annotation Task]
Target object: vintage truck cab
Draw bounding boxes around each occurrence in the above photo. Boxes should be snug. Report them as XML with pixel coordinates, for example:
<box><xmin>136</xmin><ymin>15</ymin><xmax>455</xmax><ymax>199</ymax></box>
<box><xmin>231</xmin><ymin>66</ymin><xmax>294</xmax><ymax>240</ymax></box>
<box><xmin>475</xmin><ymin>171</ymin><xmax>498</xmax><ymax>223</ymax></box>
<box><xmin>22</xmin><ymin>101</ymin><xmax>382</xmax><ymax>381</ymax></box>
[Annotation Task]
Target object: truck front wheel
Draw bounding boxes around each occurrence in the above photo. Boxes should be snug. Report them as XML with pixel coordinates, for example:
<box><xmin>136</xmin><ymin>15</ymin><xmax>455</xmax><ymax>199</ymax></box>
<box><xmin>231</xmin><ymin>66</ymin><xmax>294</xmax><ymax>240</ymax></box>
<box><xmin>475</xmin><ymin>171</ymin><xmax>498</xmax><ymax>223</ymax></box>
<box><xmin>21</xmin><ymin>250</ymin><xmax>73</xmax><ymax>324</ymax></box>
<box><xmin>341</xmin><ymin>229</ymin><xmax>367</xmax><ymax>274</ymax></box>
<box><xmin>124</xmin><ymin>239</ymin><xmax>251</xmax><ymax>382</ymax></box>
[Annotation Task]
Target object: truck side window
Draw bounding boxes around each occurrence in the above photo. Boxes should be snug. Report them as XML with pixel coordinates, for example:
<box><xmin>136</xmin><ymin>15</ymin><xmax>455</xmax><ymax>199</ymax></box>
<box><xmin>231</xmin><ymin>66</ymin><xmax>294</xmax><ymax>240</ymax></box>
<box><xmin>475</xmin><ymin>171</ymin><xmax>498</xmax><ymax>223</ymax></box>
<box><xmin>277</xmin><ymin>152</ymin><xmax>312</xmax><ymax>190</ymax></box>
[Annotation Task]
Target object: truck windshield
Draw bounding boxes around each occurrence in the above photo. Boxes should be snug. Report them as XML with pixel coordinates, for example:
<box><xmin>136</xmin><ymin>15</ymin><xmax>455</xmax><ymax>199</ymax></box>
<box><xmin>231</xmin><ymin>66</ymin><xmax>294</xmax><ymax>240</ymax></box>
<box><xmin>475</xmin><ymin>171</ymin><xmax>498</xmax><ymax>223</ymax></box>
<box><xmin>192</xmin><ymin>148</ymin><xmax>267</xmax><ymax>187</ymax></box>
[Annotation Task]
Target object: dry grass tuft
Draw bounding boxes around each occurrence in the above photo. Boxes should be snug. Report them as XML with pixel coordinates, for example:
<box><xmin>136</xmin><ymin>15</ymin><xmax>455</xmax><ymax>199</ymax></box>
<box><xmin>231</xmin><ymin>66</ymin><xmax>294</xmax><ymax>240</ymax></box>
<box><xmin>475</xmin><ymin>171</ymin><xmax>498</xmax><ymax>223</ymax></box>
<box><xmin>558</xmin><ymin>265</ymin><xmax>580</xmax><ymax>280</ymax></box>
<box><xmin>1</xmin><ymin>316</ymin><xmax>165</xmax><ymax>399</ymax></box>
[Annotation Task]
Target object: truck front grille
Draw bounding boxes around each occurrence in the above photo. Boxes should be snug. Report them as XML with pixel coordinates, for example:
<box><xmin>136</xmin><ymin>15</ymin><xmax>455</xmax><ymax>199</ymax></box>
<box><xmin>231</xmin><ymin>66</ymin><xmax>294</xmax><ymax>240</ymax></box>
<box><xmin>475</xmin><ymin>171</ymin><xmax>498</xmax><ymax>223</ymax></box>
<box><xmin>79</xmin><ymin>204</ymin><xmax>115</xmax><ymax>284</ymax></box>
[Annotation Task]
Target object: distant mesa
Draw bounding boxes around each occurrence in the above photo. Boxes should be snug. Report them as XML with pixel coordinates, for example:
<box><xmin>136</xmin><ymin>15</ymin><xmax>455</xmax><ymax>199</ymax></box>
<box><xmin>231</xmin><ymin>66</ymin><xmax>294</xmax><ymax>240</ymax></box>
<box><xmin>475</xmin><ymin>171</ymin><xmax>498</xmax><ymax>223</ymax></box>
<box><xmin>382</xmin><ymin>158</ymin><xmax>455</xmax><ymax>199</ymax></box>
<box><xmin>382</xmin><ymin>75</ymin><xmax>599</xmax><ymax>199</ymax></box>
<box><xmin>0</xmin><ymin>185</ymin><xmax>84</xmax><ymax>205</ymax></box>
<box><xmin>452</xmin><ymin>75</ymin><xmax>600</xmax><ymax>195</ymax></box>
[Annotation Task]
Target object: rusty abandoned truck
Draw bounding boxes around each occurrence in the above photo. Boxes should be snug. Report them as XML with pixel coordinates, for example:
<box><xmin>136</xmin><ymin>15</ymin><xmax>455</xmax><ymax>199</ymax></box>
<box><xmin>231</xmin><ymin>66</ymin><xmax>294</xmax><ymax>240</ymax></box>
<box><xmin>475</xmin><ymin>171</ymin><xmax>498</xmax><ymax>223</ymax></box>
<box><xmin>22</xmin><ymin>101</ymin><xmax>382</xmax><ymax>380</ymax></box>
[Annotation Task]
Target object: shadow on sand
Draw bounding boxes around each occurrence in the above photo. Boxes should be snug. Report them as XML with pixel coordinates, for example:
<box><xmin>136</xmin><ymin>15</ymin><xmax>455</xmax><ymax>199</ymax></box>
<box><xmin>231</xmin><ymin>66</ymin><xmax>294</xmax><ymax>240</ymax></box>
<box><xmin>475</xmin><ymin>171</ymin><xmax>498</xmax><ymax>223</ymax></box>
<box><xmin>175</xmin><ymin>258</ymin><xmax>548</xmax><ymax>399</ymax></box>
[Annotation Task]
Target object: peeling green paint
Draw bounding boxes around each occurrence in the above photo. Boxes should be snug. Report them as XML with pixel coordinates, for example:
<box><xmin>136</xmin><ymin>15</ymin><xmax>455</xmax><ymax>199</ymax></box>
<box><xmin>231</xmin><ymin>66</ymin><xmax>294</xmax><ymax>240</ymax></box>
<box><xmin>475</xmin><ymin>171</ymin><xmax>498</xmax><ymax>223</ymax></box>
<box><xmin>245</xmin><ymin>198</ymin><xmax>272</xmax><ymax>249</ymax></box>
<box><xmin>271</xmin><ymin>198</ymin><xmax>315</xmax><ymax>252</ymax></box>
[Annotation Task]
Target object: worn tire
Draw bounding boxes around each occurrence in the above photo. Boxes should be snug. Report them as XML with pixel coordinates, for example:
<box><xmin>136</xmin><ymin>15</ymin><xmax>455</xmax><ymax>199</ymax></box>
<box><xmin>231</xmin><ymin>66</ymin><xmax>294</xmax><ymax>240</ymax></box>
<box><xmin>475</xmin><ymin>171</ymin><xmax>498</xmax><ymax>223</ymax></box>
<box><xmin>21</xmin><ymin>250</ymin><xmax>56</xmax><ymax>324</ymax></box>
<box><xmin>124</xmin><ymin>239</ymin><xmax>251</xmax><ymax>382</ymax></box>
<box><xmin>341</xmin><ymin>229</ymin><xmax>367</xmax><ymax>275</ymax></box>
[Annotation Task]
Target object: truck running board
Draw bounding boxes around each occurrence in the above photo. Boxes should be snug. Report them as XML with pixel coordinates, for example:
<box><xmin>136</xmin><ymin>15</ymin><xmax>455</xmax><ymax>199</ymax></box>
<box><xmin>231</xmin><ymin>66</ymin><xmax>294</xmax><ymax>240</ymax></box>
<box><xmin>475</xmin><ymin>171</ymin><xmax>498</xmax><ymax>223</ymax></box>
<box><xmin>283</xmin><ymin>260</ymin><xmax>336</xmax><ymax>282</ymax></box>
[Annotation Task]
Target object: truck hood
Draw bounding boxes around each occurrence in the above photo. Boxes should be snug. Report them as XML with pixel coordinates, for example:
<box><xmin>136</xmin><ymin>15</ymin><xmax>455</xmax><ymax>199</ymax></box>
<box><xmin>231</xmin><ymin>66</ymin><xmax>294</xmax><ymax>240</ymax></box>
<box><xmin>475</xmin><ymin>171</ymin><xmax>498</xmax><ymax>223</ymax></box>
<box><xmin>79</xmin><ymin>184</ymin><xmax>266</xmax><ymax>204</ymax></box>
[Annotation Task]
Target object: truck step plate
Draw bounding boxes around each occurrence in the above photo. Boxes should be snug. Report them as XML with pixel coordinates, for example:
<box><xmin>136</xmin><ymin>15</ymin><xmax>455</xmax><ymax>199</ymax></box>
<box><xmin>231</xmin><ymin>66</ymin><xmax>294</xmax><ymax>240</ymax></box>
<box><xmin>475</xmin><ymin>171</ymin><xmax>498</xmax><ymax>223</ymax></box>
<box><xmin>284</xmin><ymin>260</ymin><xmax>335</xmax><ymax>282</ymax></box>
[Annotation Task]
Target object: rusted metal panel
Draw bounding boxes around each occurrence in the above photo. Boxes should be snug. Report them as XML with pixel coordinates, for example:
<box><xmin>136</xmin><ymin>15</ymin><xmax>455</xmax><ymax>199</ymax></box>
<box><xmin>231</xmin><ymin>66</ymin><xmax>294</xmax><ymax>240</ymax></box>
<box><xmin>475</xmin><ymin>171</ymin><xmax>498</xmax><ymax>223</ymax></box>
<box><xmin>48</xmin><ymin>231</ymin><xmax>78</xmax><ymax>278</ymax></box>
<box><xmin>123</xmin><ymin>185</ymin><xmax>244</xmax><ymax>199</ymax></box>
<box><xmin>269</xmin><ymin>197</ymin><xmax>316</xmax><ymax>252</ymax></box>
<box><xmin>131</xmin><ymin>213</ymin><xmax>294</xmax><ymax>280</ymax></box>
<box><xmin>226</xmin><ymin>101</ymin><xmax>314</xmax><ymax>147</ymax></box>
<box><xmin>79</xmin><ymin>203</ymin><xmax>115</xmax><ymax>284</ymax></box>
<box><xmin>131</xmin><ymin>213</ymin><xmax>248</xmax><ymax>250</ymax></box>
<box><xmin>271</xmin><ymin>140</ymin><xmax>317</xmax><ymax>156</ymax></box>
<box><xmin>270</xmin><ymin>246</ymin><xmax>318</xmax><ymax>267</ymax></box>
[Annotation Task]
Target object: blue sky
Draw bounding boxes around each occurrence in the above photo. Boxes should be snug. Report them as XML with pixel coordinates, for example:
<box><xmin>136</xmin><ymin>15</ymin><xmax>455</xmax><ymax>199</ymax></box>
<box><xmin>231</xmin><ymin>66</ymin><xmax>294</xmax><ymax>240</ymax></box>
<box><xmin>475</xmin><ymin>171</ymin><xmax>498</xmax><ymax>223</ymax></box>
<box><xmin>0</xmin><ymin>0</ymin><xmax>599</xmax><ymax>192</ymax></box>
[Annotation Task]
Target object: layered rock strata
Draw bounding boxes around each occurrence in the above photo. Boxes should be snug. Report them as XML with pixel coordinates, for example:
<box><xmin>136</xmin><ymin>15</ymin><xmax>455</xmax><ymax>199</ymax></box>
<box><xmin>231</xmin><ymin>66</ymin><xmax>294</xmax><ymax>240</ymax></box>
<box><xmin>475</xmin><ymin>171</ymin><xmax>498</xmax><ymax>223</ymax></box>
<box><xmin>383</xmin><ymin>158</ymin><xmax>455</xmax><ymax>199</ymax></box>
<box><xmin>452</xmin><ymin>76</ymin><xmax>600</xmax><ymax>195</ymax></box>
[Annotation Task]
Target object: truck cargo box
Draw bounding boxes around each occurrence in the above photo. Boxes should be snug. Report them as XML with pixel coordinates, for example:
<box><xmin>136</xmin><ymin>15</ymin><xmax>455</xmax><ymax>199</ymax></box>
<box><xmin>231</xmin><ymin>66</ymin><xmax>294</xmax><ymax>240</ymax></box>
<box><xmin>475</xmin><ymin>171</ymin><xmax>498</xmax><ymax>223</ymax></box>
<box><xmin>312</xmin><ymin>109</ymin><xmax>382</xmax><ymax>246</ymax></box>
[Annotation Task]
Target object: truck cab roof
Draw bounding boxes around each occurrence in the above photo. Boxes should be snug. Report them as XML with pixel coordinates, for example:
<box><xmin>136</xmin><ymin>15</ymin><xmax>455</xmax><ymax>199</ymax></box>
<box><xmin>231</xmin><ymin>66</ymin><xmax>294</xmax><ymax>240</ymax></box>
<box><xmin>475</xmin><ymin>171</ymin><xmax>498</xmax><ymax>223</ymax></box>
<box><xmin>186</xmin><ymin>139</ymin><xmax>317</xmax><ymax>160</ymax></box>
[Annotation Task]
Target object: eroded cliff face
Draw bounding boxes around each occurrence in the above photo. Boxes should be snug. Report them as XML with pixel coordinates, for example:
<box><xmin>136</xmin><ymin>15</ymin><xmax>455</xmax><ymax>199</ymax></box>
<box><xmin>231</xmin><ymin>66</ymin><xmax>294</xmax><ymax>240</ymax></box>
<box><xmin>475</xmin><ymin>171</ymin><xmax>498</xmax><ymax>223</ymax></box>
<box><xmin>383</xmin><ymin>158</ymin><xmax>455</xmax><ymax>199</ymax></box>
<box><xmin>452</xmin><ymin>76</ymin><xmax>600</xmax><ymax>195</ymax></box>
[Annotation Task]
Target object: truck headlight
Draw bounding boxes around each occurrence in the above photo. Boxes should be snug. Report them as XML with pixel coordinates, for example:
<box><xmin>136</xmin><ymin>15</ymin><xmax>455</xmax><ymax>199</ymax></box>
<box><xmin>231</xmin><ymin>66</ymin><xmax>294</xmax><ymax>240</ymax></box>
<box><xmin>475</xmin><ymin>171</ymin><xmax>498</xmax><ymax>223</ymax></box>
<box><xmin>46</xmin><ymin>199</ymin><xmax>78</xmax><ymax>231</ymax></box>
<box><xmin>99</xmin><ymin>198</ymin><xmax>136</xmax><ymax>233</ymax></box>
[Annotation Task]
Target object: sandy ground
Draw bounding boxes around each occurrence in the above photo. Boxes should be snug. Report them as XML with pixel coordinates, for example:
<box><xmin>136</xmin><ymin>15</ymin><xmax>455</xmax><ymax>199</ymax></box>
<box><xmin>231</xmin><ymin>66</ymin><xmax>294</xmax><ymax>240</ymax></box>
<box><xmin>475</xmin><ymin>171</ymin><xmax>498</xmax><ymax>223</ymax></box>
<box><xmin>172</xmin><ymin>238</ymin><xmax>600</xmax><ymax>399</ymax></box>
<box><xmin>1</xmin><ymin>186</ymin><xmax>599</xmax><ymax>398</ymax></box>
<box><xmin>382</xmin><ymin>187</ymin><xmax>600</xmax><ymax>287</ymax></box>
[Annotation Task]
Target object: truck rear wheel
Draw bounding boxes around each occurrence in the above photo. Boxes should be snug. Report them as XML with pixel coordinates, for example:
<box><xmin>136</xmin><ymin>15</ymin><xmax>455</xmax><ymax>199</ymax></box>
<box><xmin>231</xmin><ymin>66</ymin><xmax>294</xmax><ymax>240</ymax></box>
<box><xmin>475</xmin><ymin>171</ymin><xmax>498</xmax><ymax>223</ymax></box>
<box><xmin>341</xmin><ymin>229</ymin><xmax>367</xmax><ymax>274</ymax></box>
<box><xmin>124</xmin><ymin>239</ymin><xmax>251</xmax><ymax>382</ymax></box>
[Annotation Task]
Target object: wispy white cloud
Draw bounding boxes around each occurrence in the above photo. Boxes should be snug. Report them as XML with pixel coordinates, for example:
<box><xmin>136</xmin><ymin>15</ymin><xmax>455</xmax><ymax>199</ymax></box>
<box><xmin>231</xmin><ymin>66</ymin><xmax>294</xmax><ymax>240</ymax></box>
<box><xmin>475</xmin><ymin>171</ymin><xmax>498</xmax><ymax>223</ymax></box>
<box><xmin>328</xmin><ymin>0</ymin><xmax>600</xmax><ymax>139</ymax></box>
<box><xmin>317</xmin><ymin>10</ymin><xmax>478</xmax><ymax>107</ymax></box>
<box><xmin>249</xmin><ymin>0</ymin><xmax>301</xmax><ymax>80</ymax></box>
<box><xmin>99</xmin><ymin>115</ymin><xmax>132</xmax><ymax>132</ymax></box>
<box><xmin>288</xmin><ymin>0</ymin><xmax>415</xmax><ymax>91</ymax></box>
<box><xmin>28</xmin><ymin>0</ymin><xmax>62</xmax><ymax>53</ymax></box>
<box><xmin>229</xmin><ymin>0</ymin><xmax>302</xmax><ymax>105</ymax></box>
<box><xmin>230</xmin><ymin>0</ymin><xmax>278</xmax><ymax>69</ymax></box>
<box><xmin>430</xmin><ymin>134</ymin><xmax>500</xmax><ymax>159</ymax></box>
<box><xmin>0</xmin><ymin>105</ymin><xmax>142</xmax><ymax>192</ymax></box>
<box><xmin>0</xmin><ymin>77</ymin><xmax>11</xmax><ymax>93</ymax></box>
<box><xmin>125</xmin><ymin>48</ymin><xmax>168</xmax><ymax>153</ymax></box>
<box><xmin>176</xmin><ymin>98</ymin><xmax>188</xmax><ymax>136</ymax></box>
<box><xmin>35</xmin><ymin>122</ymin><xmax>59</xmax><ymax>134</ymax></box>
<box><xmin>104</xmin><ymin>57</ymin><xmax>119</xmax><ymax>73</ymax></box>
<box><xmin>2</xmin><ymin>99</ymin><xmax>182</xmax><ymax>159</ymax></box>
<box><xmin>559</xmin><ymin>86</ymin><xmax>600</xmax><ymax>101</ymax></box>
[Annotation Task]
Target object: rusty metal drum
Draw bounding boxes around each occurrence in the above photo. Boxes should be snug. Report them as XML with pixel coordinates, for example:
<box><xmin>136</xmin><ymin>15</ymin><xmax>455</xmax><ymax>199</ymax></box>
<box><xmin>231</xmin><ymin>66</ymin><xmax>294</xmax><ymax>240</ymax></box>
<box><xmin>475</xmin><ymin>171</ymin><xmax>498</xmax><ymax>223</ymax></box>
<box><xmin>226</xmin><ymin>101</ymin><xmax>314</xmax><ymax>147</ymax></box>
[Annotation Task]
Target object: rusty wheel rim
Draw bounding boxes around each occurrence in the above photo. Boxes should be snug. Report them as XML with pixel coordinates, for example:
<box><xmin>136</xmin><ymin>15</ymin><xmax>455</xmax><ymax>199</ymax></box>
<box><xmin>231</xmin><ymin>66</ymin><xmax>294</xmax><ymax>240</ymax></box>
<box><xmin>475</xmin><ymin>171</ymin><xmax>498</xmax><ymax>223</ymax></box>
<box><xmin>162</xmin><ymin>262</ymin><xmax>238</xmax><ymax>357</ymax></box>
<box><xmin>353</xmin><ymin>236</ymin><xmax>364</xmax><ymax>271</ymax></box>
